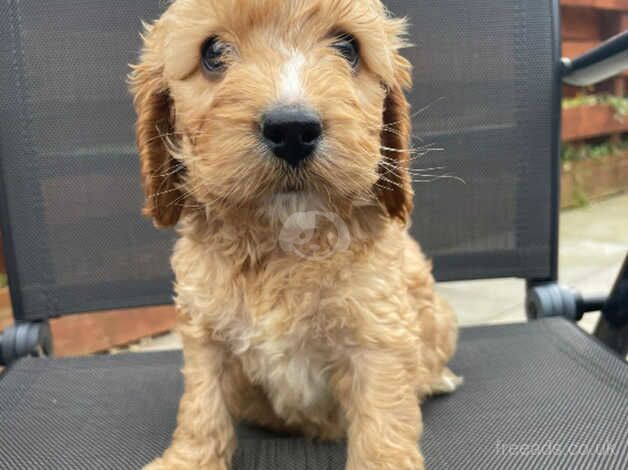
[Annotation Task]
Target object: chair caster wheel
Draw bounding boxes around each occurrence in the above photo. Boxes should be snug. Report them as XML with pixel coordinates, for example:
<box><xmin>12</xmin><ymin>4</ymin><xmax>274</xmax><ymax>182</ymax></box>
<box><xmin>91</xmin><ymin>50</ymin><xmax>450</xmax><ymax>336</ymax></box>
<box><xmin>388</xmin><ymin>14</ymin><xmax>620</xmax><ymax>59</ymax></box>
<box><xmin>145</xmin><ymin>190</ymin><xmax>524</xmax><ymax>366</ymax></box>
<box><xmin>0</xmin><ymin>321</ymin><xmax>53</xmax><ymax>366</ymax></box>
<box><xmin>526</xmin><ymin>283</ymin><xmax>580</xmax><ymax>321</ymax></box>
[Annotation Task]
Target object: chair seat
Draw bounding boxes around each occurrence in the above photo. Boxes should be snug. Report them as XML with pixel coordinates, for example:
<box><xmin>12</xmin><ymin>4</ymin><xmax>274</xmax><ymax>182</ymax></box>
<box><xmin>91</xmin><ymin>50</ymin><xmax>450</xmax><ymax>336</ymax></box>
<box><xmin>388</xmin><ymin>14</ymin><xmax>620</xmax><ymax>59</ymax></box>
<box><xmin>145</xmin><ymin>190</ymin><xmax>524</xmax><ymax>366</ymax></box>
<box><xmin>0</xmin><ymin>318</ymin><xmax>626</xmax><ymax>469</ymax></box>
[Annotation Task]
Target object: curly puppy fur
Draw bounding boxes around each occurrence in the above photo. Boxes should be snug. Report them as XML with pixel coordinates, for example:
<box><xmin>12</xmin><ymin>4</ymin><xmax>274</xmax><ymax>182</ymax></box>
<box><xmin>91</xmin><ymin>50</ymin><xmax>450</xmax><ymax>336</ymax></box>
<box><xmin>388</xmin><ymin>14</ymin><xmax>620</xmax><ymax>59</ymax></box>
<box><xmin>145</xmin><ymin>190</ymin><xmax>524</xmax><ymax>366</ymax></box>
<box><xmin>130</xmin><ymin>1</ymin><xmax>460</xmax><ymax>469</ymax></box>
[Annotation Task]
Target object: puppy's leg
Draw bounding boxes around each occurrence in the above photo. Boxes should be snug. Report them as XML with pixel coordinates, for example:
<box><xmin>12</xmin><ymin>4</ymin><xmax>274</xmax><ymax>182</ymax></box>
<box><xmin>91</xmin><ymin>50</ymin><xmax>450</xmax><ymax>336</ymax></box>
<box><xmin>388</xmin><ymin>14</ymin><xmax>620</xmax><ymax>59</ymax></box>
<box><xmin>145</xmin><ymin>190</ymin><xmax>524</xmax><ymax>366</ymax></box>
<box><xmin>332</xmin><ymin>352</ymin><xmax>425</xmax><ymax>470</ymax></box>
<box><xmin>145</xmin><ymin>331</ymin><xmax>235</xmax><ymax>470</ymax></box>
<box><xmin>421</xmin><ymin>294</ymin><xmax>462</xmax><ymax>397</ymax></box>
<box><xmin>425</xmin><ymin>366</ymin><xmax>463</xmax><ymax>396</ymax></box>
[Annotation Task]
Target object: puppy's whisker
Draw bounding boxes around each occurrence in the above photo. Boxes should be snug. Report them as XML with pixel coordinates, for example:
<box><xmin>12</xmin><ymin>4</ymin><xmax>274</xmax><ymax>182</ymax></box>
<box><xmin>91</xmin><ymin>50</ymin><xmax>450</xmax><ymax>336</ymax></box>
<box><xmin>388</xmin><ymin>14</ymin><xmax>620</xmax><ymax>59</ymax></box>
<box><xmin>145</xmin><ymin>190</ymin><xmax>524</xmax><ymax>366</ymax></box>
<box><xmin>409</xmin><ymin>96</ymin><xmax>446</xmax><ymax>118</ymax></box>
<box><xmin>380</xmin><ymin>162</ymin><xmax>448</xmax><ymax>175</ymax></box>
<box><xmin>412</xmin><ymin>174</ymin><xmax>467</xmax><ymax>184</ymax></box>
<box><xmin>380</xmin><ymin>145</ymin><xmax>443</xmax><ymax>154</ymax></box>
<box><xmin>378</xmin><ymin>127</ymin><xmax>426</xmax><ymax>146</ymax></box>
<box><xmin>378</xmin><ymin>149</ymin><xmax>445</xmax><ymax>163</ymax></box>
<box><xmin>172</xmin><ymin>202</ymin><xmax>208</xmax><ymax>211</ymax></box>
<box><xmin>145</xmin><ymin>130</ymin><xmax>216</xmax><ymax>144</ymax></box>
<box><xmin>145</xmin><ymin>131</ymin><xmax>185</xmax><ymax>144</ymax></box>
<box><xmin>375</xmin><ymin>174</ymin><xmax>413</xmax><ymax>193</ymax></box>
<box><xmin>165</xmin><ymin>179</ymin><xmax>211</xmax><ymax>208</ymax></box>
<box><xmin>150</xmin><ymin>163</ymin><xmax>187</xmax><ymax>179</ymax></box>
<box><xmin>146</xmin><ymin>186</ymin><xmax>184</xmax><ymax>199</ymax></box>
<box><xmin>378</xmin><ymin>159</ymin><xmax>465</xmax><ymax>184</ymax></box>
<box><xmin>381</xmin><ymin>96</ymin><xmax>446</xmax><ymax>129</ymax></box>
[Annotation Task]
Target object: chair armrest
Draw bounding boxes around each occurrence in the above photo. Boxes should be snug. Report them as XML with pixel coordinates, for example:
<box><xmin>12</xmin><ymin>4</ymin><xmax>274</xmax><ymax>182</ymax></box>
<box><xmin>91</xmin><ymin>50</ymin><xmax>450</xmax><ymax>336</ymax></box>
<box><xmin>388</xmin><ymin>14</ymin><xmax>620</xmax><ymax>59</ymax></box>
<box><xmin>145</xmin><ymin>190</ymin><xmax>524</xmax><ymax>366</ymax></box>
<box><xmin>562</xmin><ymin>31</ymin><xmax>628</xmax><ymax>86</ymax></box>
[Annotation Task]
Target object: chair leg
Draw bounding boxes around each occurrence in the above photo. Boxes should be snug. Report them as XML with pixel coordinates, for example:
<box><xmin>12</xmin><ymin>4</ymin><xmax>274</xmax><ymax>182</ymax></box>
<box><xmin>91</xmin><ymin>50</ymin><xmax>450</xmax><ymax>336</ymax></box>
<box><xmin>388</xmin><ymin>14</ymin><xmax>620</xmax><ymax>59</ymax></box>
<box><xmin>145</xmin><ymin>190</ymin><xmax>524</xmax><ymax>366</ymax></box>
<box><xmin>594</xmin><ymin>317</ymin><xmax>627</xmax><ymax>357</ymax></box>
<box><xmin>595</xmin><ymin>254</ymin><xmax>628</xmax><ymax>357</ymax></box>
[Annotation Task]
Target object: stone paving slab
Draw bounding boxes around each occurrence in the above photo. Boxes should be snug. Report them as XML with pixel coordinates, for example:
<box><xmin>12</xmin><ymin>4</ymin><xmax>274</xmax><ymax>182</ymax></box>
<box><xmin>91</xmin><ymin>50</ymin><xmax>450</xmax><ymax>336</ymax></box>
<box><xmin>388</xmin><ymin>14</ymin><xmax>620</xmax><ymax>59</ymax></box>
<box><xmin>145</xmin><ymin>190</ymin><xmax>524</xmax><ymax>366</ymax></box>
<box><xmin>439</xmin><ymin>193</ymin><xmax>628</xmax><ymax>333</ymax></box>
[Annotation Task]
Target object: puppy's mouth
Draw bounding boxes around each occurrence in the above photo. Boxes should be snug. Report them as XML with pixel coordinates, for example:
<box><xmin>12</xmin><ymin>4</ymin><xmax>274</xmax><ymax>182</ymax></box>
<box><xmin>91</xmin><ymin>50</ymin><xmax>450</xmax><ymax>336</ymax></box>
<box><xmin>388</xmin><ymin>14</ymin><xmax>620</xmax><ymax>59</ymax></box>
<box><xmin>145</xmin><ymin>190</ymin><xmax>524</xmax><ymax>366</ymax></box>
<box><xmin>273</xmin><ymin>157</ymin><xmax>314</xmax><ymax>194</ymax></box>
<box><xmin>278</xmin><ymin>173</ymin><xmax>307</xmax><ymax>194</ymax></box>
<box><xmin>281</xmin><ymin>185</ymin><xmax>299</xmax><ymax>193</ymax></box>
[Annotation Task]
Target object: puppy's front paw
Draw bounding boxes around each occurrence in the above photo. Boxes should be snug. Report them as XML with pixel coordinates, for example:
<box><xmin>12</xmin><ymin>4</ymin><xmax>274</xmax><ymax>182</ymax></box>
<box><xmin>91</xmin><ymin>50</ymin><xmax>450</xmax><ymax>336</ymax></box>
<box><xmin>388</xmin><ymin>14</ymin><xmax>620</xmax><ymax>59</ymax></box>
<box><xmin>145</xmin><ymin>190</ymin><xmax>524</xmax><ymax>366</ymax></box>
<box><xmin>143</xmin><ymin>458</ymin><xmax>168</xmax><ymax>470</ymax></box>
<box><xmin>426</xmin><ymin>367</ymin><xmax>463</xmax><ymax>396</ymax></box>
<box><xmin>347</xmin><ymin>448</ymin><xmax>425</xmax><ymax>470</ymax></box>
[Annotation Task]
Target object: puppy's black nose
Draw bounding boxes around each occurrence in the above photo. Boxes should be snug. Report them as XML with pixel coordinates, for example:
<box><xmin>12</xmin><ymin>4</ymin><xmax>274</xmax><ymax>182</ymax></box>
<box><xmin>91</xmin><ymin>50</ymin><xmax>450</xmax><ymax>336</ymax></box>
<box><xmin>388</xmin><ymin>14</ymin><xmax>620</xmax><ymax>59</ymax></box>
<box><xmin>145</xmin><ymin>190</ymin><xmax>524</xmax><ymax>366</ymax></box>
<box><xmin>262</xmin><ymin>106</ymin><xmax>322</xmax><ymax>166</ymax></box>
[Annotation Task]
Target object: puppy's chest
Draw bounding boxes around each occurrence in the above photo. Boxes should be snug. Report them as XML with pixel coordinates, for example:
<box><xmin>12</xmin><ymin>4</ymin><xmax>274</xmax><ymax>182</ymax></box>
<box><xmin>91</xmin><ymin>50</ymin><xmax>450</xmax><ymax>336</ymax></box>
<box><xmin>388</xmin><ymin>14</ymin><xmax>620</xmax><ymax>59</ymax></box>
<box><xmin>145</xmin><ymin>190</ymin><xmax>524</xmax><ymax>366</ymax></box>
<box><xmin>229</xmin><ymin>310</ymin><xmax>334</xmax><ymax>417</ymax></box>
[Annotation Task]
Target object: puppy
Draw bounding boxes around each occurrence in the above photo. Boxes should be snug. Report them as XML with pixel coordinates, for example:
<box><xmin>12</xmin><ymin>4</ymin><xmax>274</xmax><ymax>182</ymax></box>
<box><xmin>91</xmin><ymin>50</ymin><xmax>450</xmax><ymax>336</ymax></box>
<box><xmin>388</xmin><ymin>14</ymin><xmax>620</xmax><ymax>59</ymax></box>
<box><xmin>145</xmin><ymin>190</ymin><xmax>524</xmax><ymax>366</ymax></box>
<box><xmin>130</xmin><ymin>1</ymin><xmax>460</xmax><ymax>469</ymax></box>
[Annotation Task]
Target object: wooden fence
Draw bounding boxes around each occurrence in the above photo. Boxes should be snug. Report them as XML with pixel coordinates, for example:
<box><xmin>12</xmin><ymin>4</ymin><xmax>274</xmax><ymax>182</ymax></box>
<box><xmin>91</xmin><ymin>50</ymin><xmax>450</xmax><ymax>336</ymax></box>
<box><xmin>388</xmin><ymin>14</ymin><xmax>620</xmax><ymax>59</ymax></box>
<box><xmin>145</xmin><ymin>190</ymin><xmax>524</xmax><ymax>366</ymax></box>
<box><xmin>561</xmin><ymin>0</ymin><xmax>628</xmax><ymax>207</ymax></box>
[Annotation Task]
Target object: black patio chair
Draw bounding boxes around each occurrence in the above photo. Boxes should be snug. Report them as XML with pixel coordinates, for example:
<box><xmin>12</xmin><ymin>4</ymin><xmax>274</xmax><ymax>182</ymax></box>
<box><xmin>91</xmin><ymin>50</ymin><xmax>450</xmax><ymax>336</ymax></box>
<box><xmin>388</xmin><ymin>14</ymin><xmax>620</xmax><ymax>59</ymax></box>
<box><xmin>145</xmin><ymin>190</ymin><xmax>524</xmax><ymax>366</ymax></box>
<box><xmin>0</xmin><ymin>1</ymin><xmax>626</xmax><ymax>468</ymax></box>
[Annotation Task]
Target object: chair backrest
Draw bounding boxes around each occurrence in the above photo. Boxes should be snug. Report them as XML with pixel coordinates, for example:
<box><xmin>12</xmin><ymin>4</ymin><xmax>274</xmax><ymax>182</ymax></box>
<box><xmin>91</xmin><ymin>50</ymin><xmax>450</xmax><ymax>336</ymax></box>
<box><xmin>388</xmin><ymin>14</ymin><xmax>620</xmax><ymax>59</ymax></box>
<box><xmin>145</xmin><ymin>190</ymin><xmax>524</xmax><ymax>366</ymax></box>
<box><xmin>388</xmin><ymin>0</ymin><xmax>561</xmax><ymax>282</ymax></box>
<box><xmin>0</xmin><ymin>0</ymin><xmax>560</xmax><ymax>322</ymax></box>
<box><xmin>0</xmin><ymin>0</ymin><xmax>171</xmax><ymax>322</ymax></box>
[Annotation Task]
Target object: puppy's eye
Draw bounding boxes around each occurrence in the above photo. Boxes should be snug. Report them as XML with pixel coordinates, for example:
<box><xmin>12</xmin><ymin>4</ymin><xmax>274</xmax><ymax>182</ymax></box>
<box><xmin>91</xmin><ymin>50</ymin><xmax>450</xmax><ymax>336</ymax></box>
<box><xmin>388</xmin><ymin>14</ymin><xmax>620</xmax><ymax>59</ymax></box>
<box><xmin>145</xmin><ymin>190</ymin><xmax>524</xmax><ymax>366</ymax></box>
<box><xmin>332</xmin><ymin>34</ymin><xmax>359</xmax><ymax>69</ymax></box>
<box><xmin>201</xmin><ymin>36</ymin><xmax>229</xmax><ymax>73</ymax></box>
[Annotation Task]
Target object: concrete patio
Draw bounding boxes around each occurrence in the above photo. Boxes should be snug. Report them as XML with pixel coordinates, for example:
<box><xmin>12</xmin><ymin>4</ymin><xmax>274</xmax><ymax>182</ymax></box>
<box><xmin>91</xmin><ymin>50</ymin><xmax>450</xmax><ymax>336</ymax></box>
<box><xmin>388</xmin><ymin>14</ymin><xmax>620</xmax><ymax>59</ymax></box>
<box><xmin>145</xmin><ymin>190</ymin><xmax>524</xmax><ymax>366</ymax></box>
<box><xmin>439</xmin><ymin>192</ymin><xmax>628</xmax><ymax>333</ymax></box>
<box><xmin>131</xmin><ymin>193</ymin><xmax>628</xmax><ymax>353</ymax></box>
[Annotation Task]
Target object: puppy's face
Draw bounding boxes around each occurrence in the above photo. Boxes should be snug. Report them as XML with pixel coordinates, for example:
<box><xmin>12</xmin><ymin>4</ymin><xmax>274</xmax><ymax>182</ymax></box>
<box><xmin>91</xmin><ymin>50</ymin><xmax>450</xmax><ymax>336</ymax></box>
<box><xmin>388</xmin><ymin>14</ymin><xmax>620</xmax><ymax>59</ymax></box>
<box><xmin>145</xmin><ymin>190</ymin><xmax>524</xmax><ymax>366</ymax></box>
<box><xmin>131</xmin><ymin>0</ymin><xmax>413</xmax><ymax>227</ymax></box>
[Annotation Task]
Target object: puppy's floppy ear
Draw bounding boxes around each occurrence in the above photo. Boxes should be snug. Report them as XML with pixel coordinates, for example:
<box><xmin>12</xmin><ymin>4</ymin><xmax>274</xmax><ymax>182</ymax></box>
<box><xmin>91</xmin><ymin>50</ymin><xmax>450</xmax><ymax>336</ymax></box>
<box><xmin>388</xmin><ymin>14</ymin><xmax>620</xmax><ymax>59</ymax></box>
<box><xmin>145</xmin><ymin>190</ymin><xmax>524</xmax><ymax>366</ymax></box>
<box><xmin>376</xmin><ymin>52</ymin><xmax>414</xmax><ymax>224</ymax></box>
<box><xmin>129</xmin><ymin>22</ymin><xmax>184</xmax><ymax>228</ymax></box>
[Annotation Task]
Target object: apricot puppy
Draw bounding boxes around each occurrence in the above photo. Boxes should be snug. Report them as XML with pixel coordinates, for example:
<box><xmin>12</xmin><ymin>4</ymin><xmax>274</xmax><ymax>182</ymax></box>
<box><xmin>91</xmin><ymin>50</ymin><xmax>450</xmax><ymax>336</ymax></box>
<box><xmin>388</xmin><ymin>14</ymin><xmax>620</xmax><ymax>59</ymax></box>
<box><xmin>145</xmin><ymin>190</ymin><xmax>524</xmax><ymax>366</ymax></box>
<box><xmin>130</xmin><ymin>1</ymin><xmax>460</xmax><ymax>469</ymax></box>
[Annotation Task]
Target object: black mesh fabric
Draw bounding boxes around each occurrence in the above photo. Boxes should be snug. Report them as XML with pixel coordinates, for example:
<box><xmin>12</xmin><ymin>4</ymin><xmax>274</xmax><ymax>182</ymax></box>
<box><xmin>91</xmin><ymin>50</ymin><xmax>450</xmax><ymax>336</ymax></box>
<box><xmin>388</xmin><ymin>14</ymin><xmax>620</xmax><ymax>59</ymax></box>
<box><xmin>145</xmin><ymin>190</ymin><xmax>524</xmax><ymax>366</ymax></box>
<box><xmin>0</xmin><ymin>319</ymin><xmax>626</xmax><ymax>469</ymax></box>
<box><xmin>0</xmin><ymin>0</ymin><xmax>558</xmax><ymax>322</ymax></box>
<box><xmin>0</xmin><ymin>0</ymin><xmax>173</xmax><ymax>321</ymax></box>
<box><xmin>386</xmin><ymin>0</ymin><xmax>557</xmax><ymax>281</ymax></box>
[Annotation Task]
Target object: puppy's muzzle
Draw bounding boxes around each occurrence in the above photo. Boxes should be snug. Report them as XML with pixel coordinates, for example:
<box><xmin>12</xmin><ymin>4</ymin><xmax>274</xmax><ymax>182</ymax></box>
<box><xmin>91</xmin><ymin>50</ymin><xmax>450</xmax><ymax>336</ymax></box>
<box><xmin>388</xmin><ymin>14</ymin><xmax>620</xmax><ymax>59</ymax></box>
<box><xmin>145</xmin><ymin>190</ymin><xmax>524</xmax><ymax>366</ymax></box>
<box><xmin>261</xmin><ymin>105</ymin><xmax>322</xmax><ymax>167</ymax></box>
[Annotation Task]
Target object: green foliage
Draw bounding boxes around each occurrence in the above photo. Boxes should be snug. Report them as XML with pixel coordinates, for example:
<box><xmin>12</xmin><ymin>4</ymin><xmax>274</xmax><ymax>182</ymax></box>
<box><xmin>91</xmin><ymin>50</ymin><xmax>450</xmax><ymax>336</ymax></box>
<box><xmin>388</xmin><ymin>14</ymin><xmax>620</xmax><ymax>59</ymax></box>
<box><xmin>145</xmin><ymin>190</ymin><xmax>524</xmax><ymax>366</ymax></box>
<box><xmin>562</xmin><ymin>94</ymin><xmax>628</xmax><ymax>118</ymax></box>
<box><xmin>605</xmin><ymin>95</ymin><xmax>628</xmax><ymax>117</ymax></box>
<box><xmin>572</xmin><ymin>187</ymin><xmax>590</xmax><ymax>209</ymax></box>
<box><xmin>0</xmin><ymin>273</ymin><xmax>6</xmax><ymax>289</ymax></box>
<box><xmin>561</xmin><ymin>136</ymin><xmax>628</xmax><ymax>162</ymax></box>
<box><xmin>562</xmin><ymin>95</ymin><xmax>599</xmax><ymax>109</ymax></box>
